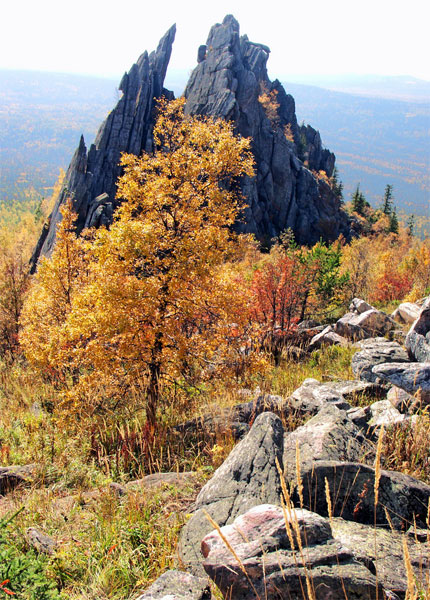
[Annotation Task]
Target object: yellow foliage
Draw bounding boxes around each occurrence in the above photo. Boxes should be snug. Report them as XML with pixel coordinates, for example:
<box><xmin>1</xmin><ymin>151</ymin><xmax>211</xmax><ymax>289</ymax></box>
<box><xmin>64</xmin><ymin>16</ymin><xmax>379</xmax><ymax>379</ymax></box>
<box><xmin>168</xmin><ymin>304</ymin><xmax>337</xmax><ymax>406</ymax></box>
<box><xmin>20</xmin><ymin>98</ymin><xmax>259</xmax><ymax>432</ymax></box>
<box><xmin>258</xmin><ymin>84</ymin><xmax>280</xmax><ymax>127</ymax></box>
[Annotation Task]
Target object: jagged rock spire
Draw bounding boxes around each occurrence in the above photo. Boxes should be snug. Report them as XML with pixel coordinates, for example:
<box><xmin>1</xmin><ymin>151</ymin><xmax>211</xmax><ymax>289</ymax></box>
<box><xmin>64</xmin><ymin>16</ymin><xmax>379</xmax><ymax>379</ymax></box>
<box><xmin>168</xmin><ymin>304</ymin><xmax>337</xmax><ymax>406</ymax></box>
<box><xmin>184</xmin><ymin>15</ymin><xmax>349</xmax><ymax>244</ymax></box>
<box><xmin>31</xmin><ymin>25</ymin><xmax>176</xmax><ymax>269</ymax></box>
<box><xmin>32</xmin><ymin>17</ymin><xmax>351</xmax><ymax>270</ymax></box>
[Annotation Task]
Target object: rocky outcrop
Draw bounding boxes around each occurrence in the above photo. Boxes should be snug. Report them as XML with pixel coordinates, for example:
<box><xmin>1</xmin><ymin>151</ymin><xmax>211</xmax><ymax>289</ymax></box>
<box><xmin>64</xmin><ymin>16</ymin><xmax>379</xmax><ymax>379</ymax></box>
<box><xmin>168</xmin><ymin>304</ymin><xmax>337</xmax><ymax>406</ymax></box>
<box><xmin>352</xmin><ymin>338</ymin><xmax>410</xmax><ymax>383</ymax></box>
<box><xmin>331</xmin><ymin>518</ymin><xmax>429</xmax><ymax>597</ymax></box>
<box><xmin>282</xmin><ymin>405</ymin><xmax>374</xmax><ymax>471</ymax></box>
<box><xmin>372</xmin><ymin>362</ymin><xmax>430</xmax><ymax>404</ymax></box>
<box><xmin>30</xmin><ymin>25</ymin><xmax>176</xmax><ymax>268</ymax></box>
<box><xmin>31</xmin><ymin>17</ymin><xmax>352</xmax><ymax>268</ymax></box>
<box><xmin>179</xmin><ymin>412</ymin><xmax>284</xmax><ymax>574</ymax></box>
<box><xmin>184</xmin><ymin>15</ymin><xmax>350</xmax><ymax>244</ymax></box>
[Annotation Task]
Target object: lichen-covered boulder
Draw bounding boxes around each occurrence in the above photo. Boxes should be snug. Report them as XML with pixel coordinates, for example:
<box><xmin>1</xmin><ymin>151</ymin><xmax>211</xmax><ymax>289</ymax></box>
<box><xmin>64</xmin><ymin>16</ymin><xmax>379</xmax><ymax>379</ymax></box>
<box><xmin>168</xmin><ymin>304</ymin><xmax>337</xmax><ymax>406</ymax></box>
<box><xmin>179</xmin><ymin>412</ymin><xmax>284</xmax><ymax>575</ymax></box>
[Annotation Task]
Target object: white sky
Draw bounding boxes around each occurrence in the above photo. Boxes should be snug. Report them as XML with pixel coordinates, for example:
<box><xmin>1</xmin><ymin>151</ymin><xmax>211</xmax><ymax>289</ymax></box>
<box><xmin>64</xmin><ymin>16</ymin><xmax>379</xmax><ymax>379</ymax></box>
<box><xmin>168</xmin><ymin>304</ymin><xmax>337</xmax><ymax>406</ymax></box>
<box><xmin>1</xmin><ymin>0</ymin><xmax>430</xmax><ymax>82</ymax></box>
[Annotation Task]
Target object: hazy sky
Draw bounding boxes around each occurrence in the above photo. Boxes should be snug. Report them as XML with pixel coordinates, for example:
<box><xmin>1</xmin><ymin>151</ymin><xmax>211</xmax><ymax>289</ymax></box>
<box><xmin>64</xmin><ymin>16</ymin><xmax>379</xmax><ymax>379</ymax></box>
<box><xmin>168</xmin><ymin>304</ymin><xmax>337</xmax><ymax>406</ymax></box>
<box><xmin>2</xmin><ymin>0</ymin><xmax>430</xmax><ymax>83</ymax></box>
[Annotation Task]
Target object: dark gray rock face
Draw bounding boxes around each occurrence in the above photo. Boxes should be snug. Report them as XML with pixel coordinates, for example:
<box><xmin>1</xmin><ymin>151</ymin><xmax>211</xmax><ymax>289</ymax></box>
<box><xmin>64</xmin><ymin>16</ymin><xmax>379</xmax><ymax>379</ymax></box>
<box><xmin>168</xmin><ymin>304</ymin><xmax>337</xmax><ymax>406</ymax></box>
<box><xmin>352</xmin><ymin>338</ymin><xmax>410</xmax><ymax>383</ymax></box>
<box><xmin>290</xmin><ymin>460</ymin><xmax>430</xmax><ymax>529</ymax></box>
<box><xmin>178</xmin><ymin>412</ymin><xmax>284</xmax><ymax>575</ymax></box>
<box><xmin>202</xmin><ymin>504</ymin><xmax>383</xmax><ymax>600</ymax></box>
<box><xmin>31</xmin><ymin>16</ymin><xmax>352</xmax><ymax>268</ymax></box>
<box><xmin>184</xmin><ymin>15</ymin><xmax>350</xmax><ymax>244</ymax></box>
<box><xmin>31</xmin><ymin>26</ymin><xmax>176</xmax><ymax>268</ymax></box>
<box><xmin>135</xmin><ymin>570</ymin><xmax>210</xmax><ymax>600</ymax></box>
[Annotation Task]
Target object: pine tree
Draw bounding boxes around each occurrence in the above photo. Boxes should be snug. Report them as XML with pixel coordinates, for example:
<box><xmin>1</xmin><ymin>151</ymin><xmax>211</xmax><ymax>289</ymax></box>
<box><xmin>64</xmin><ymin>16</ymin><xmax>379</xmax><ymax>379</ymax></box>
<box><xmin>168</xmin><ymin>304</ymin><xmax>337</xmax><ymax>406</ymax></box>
<box><xmin>330</xmin><ymin>167</ymin><xmax>344</xmax><ymax>202</ymax></box>
<box><xmin>352</xmin><ymin>184</ymin><xmax>366</xmax><ymax>215</ymax></box>
<box><xmin>389</xmin><ymin>208</ymin><xmax>399</xmax><ymax>234</ymax></box>
<box><xmin>382</xmin><ymin>184</ymin><xmax>394</xmax><ymax>215</ymax></box>
<box><xmin>407</xmin><ymin>214</ymin><xmax>415</xmax><ymax>237</ymax></box>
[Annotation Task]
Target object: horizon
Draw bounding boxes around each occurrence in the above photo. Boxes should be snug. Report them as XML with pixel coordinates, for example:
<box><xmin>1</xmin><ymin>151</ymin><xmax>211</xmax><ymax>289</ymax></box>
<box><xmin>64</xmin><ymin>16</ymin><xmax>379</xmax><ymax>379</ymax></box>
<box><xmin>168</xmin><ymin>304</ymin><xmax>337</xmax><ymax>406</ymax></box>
<box><xmin>2</xmin><ymin>1</ymin><xmax>430</xmax><ymax>83</ymax></box>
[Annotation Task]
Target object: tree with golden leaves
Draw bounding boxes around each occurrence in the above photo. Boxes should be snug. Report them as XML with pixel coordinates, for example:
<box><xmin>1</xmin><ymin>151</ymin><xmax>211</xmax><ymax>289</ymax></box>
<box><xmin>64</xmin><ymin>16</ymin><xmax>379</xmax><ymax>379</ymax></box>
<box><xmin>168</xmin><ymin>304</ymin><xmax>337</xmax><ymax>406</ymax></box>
<box><xmin>21</xmin><ymin>98</ymin><xmax>255</xmax><ymax>433</ymax></box>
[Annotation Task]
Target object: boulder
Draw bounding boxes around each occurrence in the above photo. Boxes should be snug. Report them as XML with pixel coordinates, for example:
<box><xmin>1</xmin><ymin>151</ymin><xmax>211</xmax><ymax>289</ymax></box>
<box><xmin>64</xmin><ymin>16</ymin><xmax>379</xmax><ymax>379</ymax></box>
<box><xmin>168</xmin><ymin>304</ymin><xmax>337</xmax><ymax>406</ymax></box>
<box><xmin>283</xmin><ymin>405</ymin><xmax>374</xmax><ymax>474</ymax></box>
<box><xmin>405</xmin><ymin>302</ymin><xmax>430</xmax><ymax>362</ymax></box>
<box><xmin>179</xmin><ymin>412</ymin><xmax>284</xmax><ymax>574</ymax></box>
<box><xmin>308</xmin><ymin>325</ymin><xmax>349</xmax><ymax>352</ymax></box>
<box><xmin>372</xmin><ymin>362</ymin><xmax>430</xmax><ymax>404</ymax></box>
<box><xmin>175</xmin><ymin>394</ymin><xmax>286</xmax><ymax>440</ymax></box>
<box><xmin>349</xmin><ymin>297</ymin><xmax>374</xmax><ymax>315</ymax></box>
<box><xmin>392</xmin><ymin>302</ymin><xmax>421</xmax><ymax>325</ymax></box>
<box><xmin>202</xmin><ymin>504</ymin><xmax>384</xmax><ymax>599</ymax></box>
<box><xmin>334</xmin><ymin>309</ymin><xmax>395</xmax><ymax>341</ymax></box>
<box><xmin>135</xmin><ymin>570</ymin><xmax>210</xmax><ymax>600</ymax></box>
<box><xmin>351</xmin><ymin>338</ymin><xmax>409</xmax><ymax>383</ymax></box>
<box><xmin>25</xmin><ymin>528</ymin><xmax>57</xmax><ymax>555</ymax></box>
<box><xmin>332</xmin><ymin>518</ymin><xmax>429</xmax><ymax>597</ymax></box>
<box><xmin>289</xmin><ymin>460</ymin><xmax>430</xmax><ymax>529</ymax></box>
<box><xmin>289</xmin><ymin>378</ymin><xmax>351</xmax><ymax>416</ymax></box>
<box><xmin>387</xmin><ymin>385</ymin><xmax>418</xmax><ymax>414</ymax></box>
<box><xmin>0</xmin><ymin>464</ymin><xmax>36</xmax><ymax>495</ymax></box>
<box><xmin>368</xmin><ymin>399</ymin><xmax>406</xmax><ymax>428</ymax></box>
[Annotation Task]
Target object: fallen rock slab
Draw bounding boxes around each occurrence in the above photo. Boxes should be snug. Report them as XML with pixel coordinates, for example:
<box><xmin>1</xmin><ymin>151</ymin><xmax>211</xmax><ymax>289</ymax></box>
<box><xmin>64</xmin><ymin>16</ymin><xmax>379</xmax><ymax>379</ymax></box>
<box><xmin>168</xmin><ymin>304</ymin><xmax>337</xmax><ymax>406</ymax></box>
<box><xmin>179</xmin><ymin>412</ymin><xmax>284</xmax><ymax>575</ymax></box>
<box><xmin>202</xmin><ymin>504</ymin><xmax>384</xmax><ymax>600</ymax></box>
<box><xmin>352</xmin><ymin>338</ymin><xmax>409</xmax><ymax>383</ymax></box>
<box><xmin>372</xmin><ymin>362</ymin><xmax>430</xmax><ymax>404</ymax></box>
<box><xmin>135</xmin><ymin>569</ymin><xmax>210</xmax><ymax>600</ymax></box>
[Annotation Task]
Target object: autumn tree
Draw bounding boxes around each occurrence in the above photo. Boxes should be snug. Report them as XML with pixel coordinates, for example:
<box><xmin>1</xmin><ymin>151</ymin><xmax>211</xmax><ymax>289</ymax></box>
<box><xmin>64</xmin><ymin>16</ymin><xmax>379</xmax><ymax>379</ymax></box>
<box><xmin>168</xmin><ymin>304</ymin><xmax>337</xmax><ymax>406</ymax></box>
<box><xmin>20</xmin><ymin>201</ymin><xmax>90</xmax><ymax>381</ymax></box>
<box><xmin>21</xmin><ymin>98</ymin><xmax>255</xmax><ymax>433</ymax></box>
<box><xmin>250</xmin><ymin>235</ymin><xmax>348</xmax><ymax>361</ymax></box>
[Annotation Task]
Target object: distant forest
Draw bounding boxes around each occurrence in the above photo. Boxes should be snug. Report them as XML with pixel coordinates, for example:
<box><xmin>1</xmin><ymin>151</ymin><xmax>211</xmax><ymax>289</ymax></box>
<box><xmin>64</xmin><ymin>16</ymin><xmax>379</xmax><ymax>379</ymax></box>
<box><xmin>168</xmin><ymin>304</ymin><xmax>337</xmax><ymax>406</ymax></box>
<box><xmin>0</xmin><ymin>69</ymin><xmax>429</xmax><ymax>233</ymax></box>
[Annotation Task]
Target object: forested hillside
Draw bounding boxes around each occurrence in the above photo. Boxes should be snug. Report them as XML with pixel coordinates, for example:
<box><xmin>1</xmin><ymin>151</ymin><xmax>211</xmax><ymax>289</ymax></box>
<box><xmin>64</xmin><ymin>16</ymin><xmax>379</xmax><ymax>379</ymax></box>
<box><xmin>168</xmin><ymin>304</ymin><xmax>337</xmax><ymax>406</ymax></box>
<box><xmin>0</xmin><ymin>70</ymin><xmax>116</xmax><ymax>208</ymax></box>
